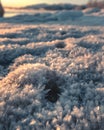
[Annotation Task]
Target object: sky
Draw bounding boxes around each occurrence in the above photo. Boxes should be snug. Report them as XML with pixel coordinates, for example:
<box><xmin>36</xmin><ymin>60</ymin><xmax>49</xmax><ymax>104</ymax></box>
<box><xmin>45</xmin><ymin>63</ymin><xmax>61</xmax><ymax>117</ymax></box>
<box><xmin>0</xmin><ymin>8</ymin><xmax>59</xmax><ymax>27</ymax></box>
<box><xmin>2</xmin><ymin>0</ymin><xmax>89</xmax><ymax>7</ymax></box>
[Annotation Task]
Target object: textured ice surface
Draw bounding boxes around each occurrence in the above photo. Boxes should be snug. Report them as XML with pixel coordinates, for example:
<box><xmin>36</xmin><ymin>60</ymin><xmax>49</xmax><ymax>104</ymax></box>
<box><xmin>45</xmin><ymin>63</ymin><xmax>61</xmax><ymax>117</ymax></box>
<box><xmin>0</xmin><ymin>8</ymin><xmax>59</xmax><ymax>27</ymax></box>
<box><xmin>0</xmin><ymin>5</ymin><xmax>104</xmax><ymax>130</ymax></box>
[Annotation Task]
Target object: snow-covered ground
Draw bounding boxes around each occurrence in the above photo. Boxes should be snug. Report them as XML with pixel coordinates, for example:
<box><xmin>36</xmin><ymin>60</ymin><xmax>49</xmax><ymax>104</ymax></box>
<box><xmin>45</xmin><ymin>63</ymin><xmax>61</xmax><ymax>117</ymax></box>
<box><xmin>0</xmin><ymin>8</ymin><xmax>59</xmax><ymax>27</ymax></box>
<box><xmin>0</xmin><ymin>4</ymin><xmax>104</xmax><ymax>130</ymax></box>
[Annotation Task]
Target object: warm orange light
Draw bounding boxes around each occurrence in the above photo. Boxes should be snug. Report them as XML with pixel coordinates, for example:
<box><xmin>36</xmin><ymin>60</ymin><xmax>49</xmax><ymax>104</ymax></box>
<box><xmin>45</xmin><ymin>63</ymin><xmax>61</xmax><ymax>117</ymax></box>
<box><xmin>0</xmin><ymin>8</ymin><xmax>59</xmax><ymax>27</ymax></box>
<box><xmin>3</xmin><ymin>0</ymin><xmax>88</xmax><ymax>7</ymax></box>
<box><xmin>3</xmin><ymin>0</ymin><xmax>38</xmax><ymax>7</ymax></box>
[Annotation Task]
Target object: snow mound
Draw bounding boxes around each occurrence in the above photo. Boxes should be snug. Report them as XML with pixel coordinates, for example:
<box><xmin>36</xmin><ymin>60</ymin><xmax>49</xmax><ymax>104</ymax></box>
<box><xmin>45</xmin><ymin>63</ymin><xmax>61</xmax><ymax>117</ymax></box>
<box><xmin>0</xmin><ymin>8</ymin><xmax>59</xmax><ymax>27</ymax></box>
<box><xmin>55</xmin><ymin>10</ymin><xmax>83</xmax><ymax>21</ymax></box>
<box><xmin>1</xmin><ymin>7</ymin><xmax>104</xmax><ymax>26</ymax></box>
<box><xmin>0</xmin><ymin>63</ymin><xmax>57</xmax><ymax>88</ymax></box>
<box><xmin>84</xmin><ymin>7</ymin><xmax>100</xmax><ymax>14</ymax></box>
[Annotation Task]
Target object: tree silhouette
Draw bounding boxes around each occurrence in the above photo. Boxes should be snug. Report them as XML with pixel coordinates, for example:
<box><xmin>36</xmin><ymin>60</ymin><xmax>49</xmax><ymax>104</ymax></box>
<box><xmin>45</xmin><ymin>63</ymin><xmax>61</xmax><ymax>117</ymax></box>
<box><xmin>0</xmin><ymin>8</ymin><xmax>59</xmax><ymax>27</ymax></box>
<box><xmin>88</xmin><ymin>0</ymin><xmax>104</xmax><ymax>8</ymax></box>
<box><xmin>0</xmin><ymin>0</ymin><xmax>5</xmax><ymax>17</ymax></box>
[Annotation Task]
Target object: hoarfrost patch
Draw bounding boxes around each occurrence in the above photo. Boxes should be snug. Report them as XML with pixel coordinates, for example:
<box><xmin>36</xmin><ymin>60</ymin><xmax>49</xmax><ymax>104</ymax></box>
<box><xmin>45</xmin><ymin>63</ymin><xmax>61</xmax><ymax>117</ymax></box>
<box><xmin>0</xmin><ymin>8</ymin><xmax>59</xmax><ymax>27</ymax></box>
<box><xmin>0</xmin><ymin>5</ymin><xmax>104</xmax><ymax>130</ymax></box>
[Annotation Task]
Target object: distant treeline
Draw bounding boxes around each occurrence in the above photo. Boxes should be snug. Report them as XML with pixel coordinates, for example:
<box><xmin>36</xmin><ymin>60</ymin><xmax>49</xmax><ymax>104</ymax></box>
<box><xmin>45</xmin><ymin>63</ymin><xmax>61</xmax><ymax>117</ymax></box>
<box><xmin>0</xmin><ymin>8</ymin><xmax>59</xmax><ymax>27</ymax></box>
<box><xmin>24</xmin><ymin>4</ymin><xmax>87</xmax><ymax>10</ymax></box>
<box><xmin>5</xmin><ymin>1</ymin><xmax>104</xmax><ymax>11</ymax></box>
<box><xmin>87</xmin><ymin>0</ymin><xmax>104</xmax><ymax>8</ymax></box>
<box><xmin>24</xmin><ymin>2</ymin><xmax>104</xmax><ymax>11</ymax></box>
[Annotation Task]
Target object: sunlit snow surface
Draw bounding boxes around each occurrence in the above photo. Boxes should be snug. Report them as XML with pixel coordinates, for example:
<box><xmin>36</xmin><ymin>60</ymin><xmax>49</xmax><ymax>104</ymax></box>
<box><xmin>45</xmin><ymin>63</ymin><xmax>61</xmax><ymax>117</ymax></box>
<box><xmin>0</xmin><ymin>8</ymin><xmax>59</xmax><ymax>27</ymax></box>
<box><xmin>0</xmin><ymin>5</ymin><xmax>104</xmax><ymax>130</ymax></box>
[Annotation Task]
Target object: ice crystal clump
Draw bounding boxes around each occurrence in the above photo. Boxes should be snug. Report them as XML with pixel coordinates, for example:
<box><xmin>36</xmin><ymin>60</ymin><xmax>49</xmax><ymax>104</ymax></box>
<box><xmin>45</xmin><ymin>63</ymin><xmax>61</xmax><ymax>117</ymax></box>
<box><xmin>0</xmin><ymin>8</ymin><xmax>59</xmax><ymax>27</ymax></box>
<box><xmin>1</xmin><ymin>63</ymin><xmax>57</xmax><ymax>89</ymax></box>
<box><xmin>9</xmin><ymin>54</ymin><xmax>36</xmax><ymax>71</ymax></box>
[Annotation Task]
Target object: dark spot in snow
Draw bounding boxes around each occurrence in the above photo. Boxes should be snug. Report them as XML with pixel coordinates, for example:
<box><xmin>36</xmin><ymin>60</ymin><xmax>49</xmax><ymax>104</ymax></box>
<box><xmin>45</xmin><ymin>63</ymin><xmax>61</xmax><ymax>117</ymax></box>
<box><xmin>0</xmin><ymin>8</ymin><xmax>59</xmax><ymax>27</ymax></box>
<box><xmin>60</xmin><ymin>31</ymin><xmax>67</xmax><ymax>35</ymax></box>
<box><xmin>55</xmin><ymin>42</ymin><xmax>66</xmax><ymax>48</ymax></box>
<box><xmin>78</xmin><ymin>86</ymin><xmax>86</xmax><ymax>107</ymax></box>
<box><xmin>44</xmin><ymin>79</ymin><xmax>61</xmax><ymax>103</ymax></box>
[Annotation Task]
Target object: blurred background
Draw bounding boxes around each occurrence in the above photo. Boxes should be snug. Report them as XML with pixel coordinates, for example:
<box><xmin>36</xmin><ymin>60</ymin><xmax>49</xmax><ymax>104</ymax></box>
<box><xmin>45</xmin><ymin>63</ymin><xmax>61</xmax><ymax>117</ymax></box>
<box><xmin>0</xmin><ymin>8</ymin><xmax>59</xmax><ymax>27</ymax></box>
<box><xmin>2</xmin><ymin>0</ymin><xmax>88</xmax><ymax>7</ymax></box>
<box><xmin>1</xmin><ymin>0</ymin><xmax>104</xmax><ymax>18</ymax></box>
<box><xmin>0</xmin><ymin>0</ymin><xmax>87</xmax><ymax>18</ymax></box>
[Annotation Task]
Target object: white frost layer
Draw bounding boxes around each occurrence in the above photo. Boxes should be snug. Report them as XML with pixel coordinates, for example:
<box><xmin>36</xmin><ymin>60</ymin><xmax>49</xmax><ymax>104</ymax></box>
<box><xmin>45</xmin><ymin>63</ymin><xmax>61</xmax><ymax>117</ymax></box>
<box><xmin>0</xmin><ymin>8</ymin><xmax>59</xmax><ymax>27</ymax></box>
<box><xmin>0</xmin><ymin>6</ymin><xmax>104</xmax><ymax>130</ymax></box>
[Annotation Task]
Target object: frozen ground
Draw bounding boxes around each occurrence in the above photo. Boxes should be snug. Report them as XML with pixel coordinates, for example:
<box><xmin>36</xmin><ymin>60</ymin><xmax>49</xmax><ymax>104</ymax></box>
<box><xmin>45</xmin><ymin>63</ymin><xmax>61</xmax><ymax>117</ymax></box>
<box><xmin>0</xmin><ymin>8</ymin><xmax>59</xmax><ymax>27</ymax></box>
<box><xmin>0</xmin><ymin>4</ymin><xmax>104</xmax><ymax>130</ymax></box>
